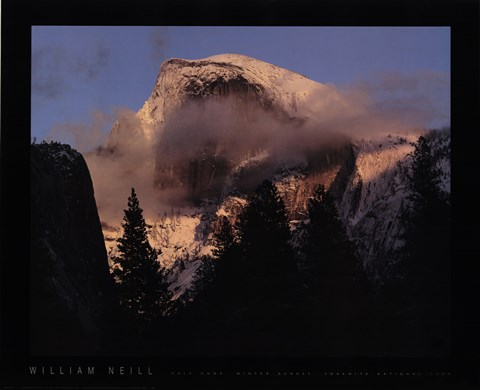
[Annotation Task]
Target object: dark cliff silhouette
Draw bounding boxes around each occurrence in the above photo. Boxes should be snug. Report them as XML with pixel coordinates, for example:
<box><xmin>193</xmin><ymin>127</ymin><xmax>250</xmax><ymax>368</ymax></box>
<box><xmin>30</xmin><ymin>142</ymin><xmax>120</xmax><ymax>355</ymax></box>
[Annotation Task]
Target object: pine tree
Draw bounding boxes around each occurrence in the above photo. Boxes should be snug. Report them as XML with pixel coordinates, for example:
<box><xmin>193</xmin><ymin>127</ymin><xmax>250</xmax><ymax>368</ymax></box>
<box><xmin>112</xmin><ymin>188</ymin><xmax>170</xmax><ymax>323</ymax></box>
<box><xmin>409</xmin><ymin>135</ymin><xmax>444</xmax><ymax>212</ymax></box>
<box><xmin>301</xmin><ymin>184</ymin><xmax>371</xmax><ymax>349</ymax></box>
<box><xmin>237</xmin><ymin>180</ymin><xmax>296</xmax><ymax>277</ymax></box>
<box><xmin>227</xmin><ymin>180</ymin><xmax>298</xmax><ymax>339</ymax></box>
<box><xmin>303</xmin><ymin>184</ymin><xmax>365</xmax><ymax>290</ymax></box>
<box><xmin>402</xmin><ymin>134</ymin><xmax>450</xmax><ymax>272</ymax></box>
<box><xmin>212</xmin><ymin>216</ymin><xmax>235</xmax><ymax>259</ymax></box>
<box><xmin>209</xmin><ymin>215</ymin><xmax>238</xmax><ymax>298</ymax></box>
<box><xmin>180</xmin><ymin>181</ymin><xmax>299</xmax><ymax>351</ymax></box>
<box><xmin>391</xmin><ymin>133</ymin><xmax>451</xmax><ymax>355</ymax></box>
<box><xmin>304</xmin><ymin>184</ymin><xmax>348</xmax><ymax>267</ymax></box>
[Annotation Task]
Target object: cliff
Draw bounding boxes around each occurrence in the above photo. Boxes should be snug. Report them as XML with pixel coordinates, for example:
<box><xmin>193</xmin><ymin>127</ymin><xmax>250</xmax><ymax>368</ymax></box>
<box><xmin>30</xmin><ymin>142</ymin><xmax>118</xmax><ymax>355</ymax></box>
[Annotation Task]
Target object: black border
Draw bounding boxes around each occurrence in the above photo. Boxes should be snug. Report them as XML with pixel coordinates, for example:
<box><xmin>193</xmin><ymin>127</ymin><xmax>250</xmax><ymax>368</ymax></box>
<box><xmin>1</xmin><ymin>0</ymin><xmax>479</xmax><ymax>388</ymax></box>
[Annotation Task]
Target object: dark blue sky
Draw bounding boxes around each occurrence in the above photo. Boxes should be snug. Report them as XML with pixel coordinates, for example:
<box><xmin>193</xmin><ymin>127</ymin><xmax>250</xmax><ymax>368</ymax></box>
<box><xmin>31</xmin><ymin>26</ymin><xmax>450</xmax><ymax>143</ymax></box>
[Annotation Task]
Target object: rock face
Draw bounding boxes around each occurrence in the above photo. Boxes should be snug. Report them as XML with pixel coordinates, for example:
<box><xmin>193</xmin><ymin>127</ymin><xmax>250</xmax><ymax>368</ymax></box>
<box><xmin>31</xmin><ymin>142</ymin><xmax>118</xmax><ymax>355</ymax></box>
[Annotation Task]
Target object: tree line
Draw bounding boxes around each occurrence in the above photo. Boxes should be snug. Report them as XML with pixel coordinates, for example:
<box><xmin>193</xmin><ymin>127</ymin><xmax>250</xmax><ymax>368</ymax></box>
<box><xmin>110</xmin><ymin>132</ymin><xmax>450</xmax><ymax>356</ymax></box>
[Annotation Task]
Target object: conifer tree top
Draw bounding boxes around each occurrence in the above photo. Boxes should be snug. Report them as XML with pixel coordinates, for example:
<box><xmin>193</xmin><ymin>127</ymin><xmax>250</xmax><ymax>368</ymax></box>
<box><xmin>112</xmin><ymin>187</ymin><xmax>169</xmax><ymax>322</ymax></box>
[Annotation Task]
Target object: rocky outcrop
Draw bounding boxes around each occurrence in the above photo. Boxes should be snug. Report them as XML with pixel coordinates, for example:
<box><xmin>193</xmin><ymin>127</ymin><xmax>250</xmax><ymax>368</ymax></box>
<box><xmin>31</xmin><ymin>142</ymin><xmax>118</xmax><ymax>355</ymax></box>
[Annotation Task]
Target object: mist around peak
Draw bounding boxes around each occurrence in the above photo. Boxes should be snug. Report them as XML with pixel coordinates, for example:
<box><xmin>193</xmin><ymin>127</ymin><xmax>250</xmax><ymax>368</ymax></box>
<box><xmin>67</xmin><ymin>59</ymin><xmax>449</xmax><ymax>228</ymax></box>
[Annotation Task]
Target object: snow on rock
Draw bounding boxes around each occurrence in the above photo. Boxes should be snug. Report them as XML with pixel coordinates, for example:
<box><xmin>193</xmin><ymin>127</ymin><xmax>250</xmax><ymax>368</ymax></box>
<box><xmin>167</xmin><ymin>259</ymin><xmax>203</xmax><ymax>301</ymax></box>
<box><xmin>148</xmin><ymin>210</ymin><xmax>215</xmax><ymax>268</ymax></box>
<box><xmin>215</xmin><ymin>196</ymin><xmax>247</xmax><ymax>219</ymax></box>
<box><xmin>103</xmin><ymin>208</ymin><xmax>215</xmax><ymax>269</ymax></box>
<box><xmin>337</xmin><ymin>133</ymin><xmax>417</xmax><ymax>279</ymax></box>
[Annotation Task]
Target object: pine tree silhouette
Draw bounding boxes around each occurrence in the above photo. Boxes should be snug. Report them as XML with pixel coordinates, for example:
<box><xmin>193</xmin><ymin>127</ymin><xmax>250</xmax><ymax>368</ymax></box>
<box><xmin>190</xmin><ymin>181</ymin><xmax>298</xmax><ymax>346</ymax></box>
<box><xmin>409</xmin><ymin>136</ymin><xmax>444</xmax><ymax>210</ymax></box>
<box><xmin>212</xmin><ymin>216</ymin><xmax>235</xmax><ymax>259</ymax></box>
<box><xmin>396</xmin><ymin>134</ymin><xmax>451</xmax><ymax>354</ymax></box>
<box><xmin>303</xmin><ymin>184</ymin><xmax>365</xmax><ymax>288</ymax></box>
<box><xmin>237</xmin><ymin>180</ymin><xmax>297</xmax><ymax>278</ymax></box>
<box><xmin>112</xmin><ymin>188</ymin><xmax>170</xmax><ymax>323</ymax></box>
<box><xmin>301</xmin><ymin>184</ymin><xmax>371</xmax><ymax>352</ymax></box>
<box><xmin>304</xmin><ymin>184</ymin><xmax>349</xmax><ymax>271</ymax></box>
<box><xmin>402</xmin><ymin>134</ymin><xmax>450</xmax><ymax>276</ymax></box>
<box><xmin>231</xmin><ymin>179</ymin><xmax>298</xmax><ymax>339</ymax></box>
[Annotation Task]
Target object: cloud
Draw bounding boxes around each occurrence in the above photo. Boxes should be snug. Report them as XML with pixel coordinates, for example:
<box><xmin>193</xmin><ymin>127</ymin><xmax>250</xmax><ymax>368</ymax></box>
<box><xmin>45</xmin><ymin>106</ymin><xmax>165</xmax><ymax>225</ymax></box>
<box><xmin>32</xmin><ymin>46</ymin><xmax>69</xmax><ymax>98</ymax></box>
<box><xmin>47</xmin><ymin>110</ymin><xmax>113</xmax><ymax>153</ymax></box>
<box><xmin>352</xmin><ymin>70</ymin><xmax>449</xmax><ymax>93</ymax></box>
<box><xmin>344</xmin><ymin>70</ymin><xmax>450</xmax><ymax>129</ymax></box>
<box><xmin>82</xmin><ymin>108</ymin><xmax>164</xmax><ymax>224</ymax></box>
<box><xmin>73</xmin><ymin>42</ymin><xmax>110</xmax><ymax>80</ymax></box>
<box><xmin>32</xmin><ymin>41</ymin><xmax>111</xmax><ymax>99</ymax></box>
<box><xmin>149</xmin><ymin>27</ymin><xmax>169</xmax><ymax>65</ymax></box>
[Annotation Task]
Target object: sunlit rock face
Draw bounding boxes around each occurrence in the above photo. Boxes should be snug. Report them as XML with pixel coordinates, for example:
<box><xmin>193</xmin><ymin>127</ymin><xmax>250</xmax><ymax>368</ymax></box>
<box><xmin>31</xmin><ymin>142</ymin><xmax>118</xmax><ymax>355</ymax></box>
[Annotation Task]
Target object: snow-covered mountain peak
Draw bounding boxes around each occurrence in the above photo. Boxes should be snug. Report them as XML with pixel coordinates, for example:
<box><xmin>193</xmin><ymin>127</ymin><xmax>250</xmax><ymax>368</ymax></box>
<box><xmin>134</xmin><ymin>53</ymin><xmax>339</xmax><ymax>141</ymax></box>
<box><xmin>202</xmin><ymin>53</ymin><xmax>267</xmax><ymax>62</ymax></box>
<box><xmin>161</xmin><ymin>53</ymin><xmax>314</xmax><ymax>85</ymax></box>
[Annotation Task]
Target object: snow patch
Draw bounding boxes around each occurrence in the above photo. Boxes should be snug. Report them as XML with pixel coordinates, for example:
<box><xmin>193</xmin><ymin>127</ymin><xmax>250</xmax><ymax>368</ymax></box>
<box><xmin>168</xmin><ymin>260</ymin><xmax>203</xmax><ymax>301</ymax></box>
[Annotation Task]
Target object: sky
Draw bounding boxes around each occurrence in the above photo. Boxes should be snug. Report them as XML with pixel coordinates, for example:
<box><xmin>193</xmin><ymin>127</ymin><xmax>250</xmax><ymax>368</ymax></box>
<box><xmin>31</xmin><ymin>26</ymin><xmax>450</xmax><ymax>144</ymax></box>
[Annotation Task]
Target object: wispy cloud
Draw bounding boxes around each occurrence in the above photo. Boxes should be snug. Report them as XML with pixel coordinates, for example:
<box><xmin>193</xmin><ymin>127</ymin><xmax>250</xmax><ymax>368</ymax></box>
<box><xmin>73</xmin><ymin>42</ymin><xmax>110</xmax><ymax>80</ymax></box>
<box><xmin>343</xmin><ymin>70</ymin><xmax>450</xmax><ymax>129</ymax></box>
<box><xmin>32</xmin><ymin>41</ymin><xmax>111</xmax><ymax>99</ymax></box>
<box><xmin>47</xmin><ymin>110</ymin><xmax>113</xmax><ymax>153</ymax></box>
<box><xmin>149</xmin><ymin>27</ymin><xmax>169</xmax><ymax>65</ymax></box>
<box><xmin>32</xmin><ymin>46</ymin><xmax>69</xmax><ymax>98</ymax></box>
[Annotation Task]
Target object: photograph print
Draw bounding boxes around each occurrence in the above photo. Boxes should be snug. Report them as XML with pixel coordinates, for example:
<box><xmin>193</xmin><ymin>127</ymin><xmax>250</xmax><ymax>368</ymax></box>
<box><xmin>26</xmin><ymin>24</ymin><xmax>457</xmax><ymax>386</ymax></box>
